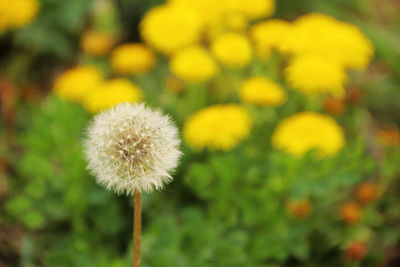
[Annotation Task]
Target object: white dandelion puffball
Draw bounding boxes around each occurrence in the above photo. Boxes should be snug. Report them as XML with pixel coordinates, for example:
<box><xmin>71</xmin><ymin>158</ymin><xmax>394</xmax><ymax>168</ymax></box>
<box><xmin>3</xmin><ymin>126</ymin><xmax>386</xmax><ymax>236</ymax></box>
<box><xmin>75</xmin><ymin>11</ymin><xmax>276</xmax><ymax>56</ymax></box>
<box><xmin>84</xmin><ymin>103</ymin><xmax>181</xmax><ymax>195</ymax></box>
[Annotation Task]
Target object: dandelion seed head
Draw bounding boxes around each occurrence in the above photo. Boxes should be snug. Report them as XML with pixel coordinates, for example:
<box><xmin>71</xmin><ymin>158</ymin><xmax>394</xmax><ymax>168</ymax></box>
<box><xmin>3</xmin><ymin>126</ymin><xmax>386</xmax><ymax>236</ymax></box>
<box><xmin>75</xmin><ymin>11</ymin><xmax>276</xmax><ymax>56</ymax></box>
<box><xmin>85</xmin><ymin>103</ymin><xmax>181</xmax><ymax>195</ymax></box>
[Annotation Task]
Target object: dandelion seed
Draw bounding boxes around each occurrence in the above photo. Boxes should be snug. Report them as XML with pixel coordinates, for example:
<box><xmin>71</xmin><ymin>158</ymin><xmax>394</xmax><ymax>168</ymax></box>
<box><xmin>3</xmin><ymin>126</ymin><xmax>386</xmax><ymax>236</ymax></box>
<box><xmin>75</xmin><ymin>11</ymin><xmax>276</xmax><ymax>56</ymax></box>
<box><xmin>84</xmin><ymin>102</ymin><xmax>181</xmax><ymax>195</ymax></box>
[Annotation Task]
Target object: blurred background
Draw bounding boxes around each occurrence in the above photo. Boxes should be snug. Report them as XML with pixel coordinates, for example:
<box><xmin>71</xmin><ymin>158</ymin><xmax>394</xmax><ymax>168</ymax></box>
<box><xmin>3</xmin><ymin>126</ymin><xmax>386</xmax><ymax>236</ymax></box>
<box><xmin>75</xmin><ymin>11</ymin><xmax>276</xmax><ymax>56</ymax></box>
<box><xmin>1</xmin><ymin>0</ymin><xmax>400</xmax><ymax>266</ymax></box>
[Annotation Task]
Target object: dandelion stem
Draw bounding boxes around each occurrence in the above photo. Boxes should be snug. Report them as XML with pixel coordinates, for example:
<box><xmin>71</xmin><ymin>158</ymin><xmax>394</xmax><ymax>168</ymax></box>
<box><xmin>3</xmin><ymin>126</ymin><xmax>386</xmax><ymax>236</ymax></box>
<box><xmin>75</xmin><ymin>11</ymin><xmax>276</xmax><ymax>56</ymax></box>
<box><xmin>133</xmin><ymin>190</ymin><xmax>141</xmax><ymax>267</ymax></box>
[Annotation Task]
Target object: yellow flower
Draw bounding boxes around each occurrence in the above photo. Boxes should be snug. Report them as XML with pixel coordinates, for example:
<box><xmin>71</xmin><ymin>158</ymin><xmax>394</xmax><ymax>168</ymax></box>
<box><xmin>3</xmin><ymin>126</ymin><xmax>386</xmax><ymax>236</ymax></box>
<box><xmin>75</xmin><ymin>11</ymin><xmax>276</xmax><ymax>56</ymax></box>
<box><xmin>223</xmin><ymin>0</ymin><xmax>275</xmax><ymax>20</ymax></box>
<box><xmin>291</xmin><ymin>13</ymin><xmax>373</xmax><ymax>70</ymax></box>
<box><xmin>224</xmin><ymin>12</ymin><xmax>247</xmax><ymax>31</ymax></box>
<box><xmin>170</xmin><ymin>46</ymin><xmax>219</xmax><ymax>83</ymax></box>
<box><xmin>183</xmin><ymin>104</ymin><xmax>252</xmax><ymax>150</ymax></box>
<box><xmin>53</xmin><ymin>66</ymin><xmax>103</xmax><ymax>103</ymax></box>
<box><xmin>239</xmin><ymin>77</ymin><xmax>286</xmax><ymax>107</ymax></box>
<box><xmin>169</xmin><ymin>0</ymin><xmax>224</xmax><ymax>28</ymax></box>
<box><xmin>272</xmin><ymin>112</ymin><xmax>345</xmax><ymax>157</ymax></box>
<box><xmin>111</xmin><ymin>43</ymin><xmax>156</xmax><ymax>75</ymax></box>
<box><xmin>211</xmin><ymin>32</ymin><xmax>252</xmax><ymax>67</ymax></box>
<box><xmin>250</xmin><ymin>19</ymin><xmax>293</xmax><ymax>58</ymax></box>
<box><xmin>0</xmin><ymin>20</ymin><xmax>6</xmax><ymax>32</ymax></box>
<box><xmin>84</xmin><ymin>79</ymin><xmax>143</xmax><ymax>113</ymax></box>
<box><xmin>140</xmin><ymin>3</ymin><xmax>203</xmax><ymax>54</ymax></box>
<box><xmin>284</xmin><ymin>55</ymin><xmax>348</xmax><ymax>97</ymax></box>
<box><xmin>0</xmin><ymin>0</ymin><xmax>39</xmax><ymax>30</ymax></box>
<box><xmin>81</xmin><ymin>31</ymin><xmax>115</xmax><ymax>56</ymax></box>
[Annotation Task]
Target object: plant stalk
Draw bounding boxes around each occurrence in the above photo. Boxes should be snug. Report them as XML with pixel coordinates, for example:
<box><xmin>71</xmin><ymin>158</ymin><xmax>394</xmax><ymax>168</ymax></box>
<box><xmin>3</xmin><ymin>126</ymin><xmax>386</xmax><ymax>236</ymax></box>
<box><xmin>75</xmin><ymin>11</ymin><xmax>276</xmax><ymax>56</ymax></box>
<box><xmin>133</xmin><ymin>190</ymin><xmax>141</xmax><ymax>267</ymax></box>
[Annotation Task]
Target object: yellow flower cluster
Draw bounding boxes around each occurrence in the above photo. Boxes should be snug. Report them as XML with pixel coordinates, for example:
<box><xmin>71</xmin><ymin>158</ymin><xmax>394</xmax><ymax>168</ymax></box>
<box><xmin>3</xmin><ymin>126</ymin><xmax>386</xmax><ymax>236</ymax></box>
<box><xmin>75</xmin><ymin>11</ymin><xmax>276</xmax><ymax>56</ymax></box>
<box><xmin>111</xmin><ymin>43</ymin><xmax>156</xmax><ymax>75</ymax></box>
<box><xmin>239</xmin><ymin>77</ymin><xmax>286</xmax><ymax>107</ymax></box>
<box><xmin>140</xmin><ymin>0</ymin><xmax>274</xmax><ymax>54</ymax></box>
<box><xmin>170</xmin><ymin>0</ymin><xmax>274</xmax><ymax>29</ymax></box>
<box><xmin>139</xmin><ymin>0</ymin><xmax>279</xmax><ymax>86</ymax></box>
<box><xmin>68</xmin><ymin>6</ymin><xmax>369</xmax><ymax>159</ymax></box>
<box><xmin>248</xmin><ymin>13</ymin><xmax>373</xmax><ymax>97</ymax></box>
<box><xmin>140</xmin><ymin>3</ymin><xmax>203</xmax><ymax>54</ymax></box>
<box><xmin>54</xmin><ymin>66</ymin><xmax>103</xmax><ymax>103</ymax></box>
<box><xmin>284</xmin><ymin>56</ymin><xmax>348</xmax><ymax>97</ymax></box>
<box><xmin>0</xmin><ymin>0</ymin><xmax>39</xmax><ymax>32</ymax></box>
<box><xmin>287</xmin><ymin>14</ymin><xmax>372</xmax><ymax>96</ymax></box>
<box><xmin>54</xmin><ymin>66</ymin><xmax>143</xmax><ymax>113</ymax></box>
<box><xmin>81</xmin><ymin>31</ymin><xmax>115</xmax><ymax>56</ymax></box>
<box><xmin>272</xmin><ymin>112</ymin><xmax>345</xmax><ymax>157</ymax></box>
<box><xmin>184</xmin><ymin>104</ymin><xmax>252</xmax><ymax>150</ymax></box>
<box><xmin>250</xmin><ymin>19</ymin><xmax>293</xmax><ymax>58</ymax></box>
<box><xmin>170</xmin><ymin>45</ymin><xmax>219</xmax><ymax>83</ymax></box>
<box><xmin>223</xmin><ymin>13</ymin><xmax>247</xmax><ymax>32</ymax></box>
<box><xmin>233</xmin><ymin>0</ymin><xmax>275</xmax><ymax>20</ymax></box>
<box><xmin>211</xmin><ymin>32</ymin><xmax>252</xmax><ymax>68</ymax></box>
<box><xmin>169</xmin><ymin>0</ymin><xmax>223</xmax><ymax>28</ymax></box>
<box><xmin>84</xmin><ymin>78</ymin><xmax>143</xmax><ymax>113</ymax></box>
<box><xmin>290</xmin><ymin>13</ymin><xmax>373</xmax><ymax>70</ymax></box>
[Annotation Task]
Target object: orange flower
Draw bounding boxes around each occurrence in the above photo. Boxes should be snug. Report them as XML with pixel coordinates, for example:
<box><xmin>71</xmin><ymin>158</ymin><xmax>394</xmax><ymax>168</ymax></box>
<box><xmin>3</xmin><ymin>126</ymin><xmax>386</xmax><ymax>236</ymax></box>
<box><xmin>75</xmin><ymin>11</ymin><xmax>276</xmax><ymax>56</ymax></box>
<box><xmin>323</xmin><ymin>97</ymin><xmax>345</xmax><ymax>115</ymax></box>
<box><xmin>346</xmin><ymin>87</ymin><xmax>362</xmax><ymax>104</ymax></box>
<box><xmin>376</xmin><ymin>125</ymin><xmax>400</xmax><ymax>147</ymax></box>
<box><xmin>340</xmin><ymin>202</ymin><xmax>362</xmax><ymax>224</ymax></box>
<box><xmin>345</xmin><ymin>241</ymin><xmax>367</xmax><ymax>261</ymax></box>
<box><xmin>81</xmin><ymin>31</ymin><xmax>115</xmax><ymax>56</ymax></box>
<box><xmin>287</xmin><ymin>199</ymin><xmax>313</xmax><ymax>219</ymax></box>
<box><xmin>356</xmin><ymin>182</ymin><xmax>380</xmax><ymax>205</ymax></box>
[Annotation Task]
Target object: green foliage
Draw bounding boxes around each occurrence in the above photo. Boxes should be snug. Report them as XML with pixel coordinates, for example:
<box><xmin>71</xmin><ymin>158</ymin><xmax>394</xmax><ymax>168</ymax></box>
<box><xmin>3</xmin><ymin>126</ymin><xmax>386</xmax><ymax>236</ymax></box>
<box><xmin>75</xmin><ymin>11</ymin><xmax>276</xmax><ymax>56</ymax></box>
<box><xmin>1</xmin><ymin>0</ymin><xmax>400</xmax><ymax>266</ymax></box>
<box><xmin>141</xmin><ymin>147</ymin><xmax>374</xmax><ymax>266</ymax></box>
<box><xmin>5</xmin><ymin>97</ymin><xmax>130</xmax><ymax>266</ymax></box>
<box><xmin>5</xmin><ymin>92</ymin><xmax>394</xmax><ymax>267</ymax></box>
<box><xmin>15</xmin><ymin>0</ymin><xmax>93</xmax><ymax>59</ymax></box>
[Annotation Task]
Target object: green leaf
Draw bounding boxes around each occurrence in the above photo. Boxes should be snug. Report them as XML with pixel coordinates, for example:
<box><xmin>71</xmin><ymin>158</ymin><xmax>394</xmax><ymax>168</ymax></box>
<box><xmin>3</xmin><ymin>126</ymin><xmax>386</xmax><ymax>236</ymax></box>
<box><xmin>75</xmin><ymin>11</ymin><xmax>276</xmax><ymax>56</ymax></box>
<box><xmin>22</xmin><ymin>211</ymin><xmax>45</xmax><ymax>230</ymax></box>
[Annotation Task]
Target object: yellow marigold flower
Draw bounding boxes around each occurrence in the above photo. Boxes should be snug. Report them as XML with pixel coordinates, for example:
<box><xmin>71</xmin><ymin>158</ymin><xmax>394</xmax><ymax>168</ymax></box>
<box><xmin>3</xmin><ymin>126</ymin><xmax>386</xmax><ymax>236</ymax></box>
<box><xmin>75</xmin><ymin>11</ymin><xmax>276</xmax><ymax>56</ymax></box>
<box><xmin>184</xmin><ymin>104</ymin><xmax>251</xmax><ymax>150</ymax></box>
<box><xmin>84</xmin><ymin>79</ymin><xmax>143</xmax><ymax>113</ymax></box>
<box><xmin>224</xmin><ymin>12</ymin><xmax>247</xmax><ymax>31</ymax></box>
<box><xmin>111</xmin><ymin>43</ymin><xmax>156</xmax><ymax>75</ymax></box>
<box><xmin>0</xmin><ymin>0</ymin><xmax>39</xmax><ymax>30</ymax></box>
<box><xmin>272</xmin><ymin>112</ymin><xmax>345</xmax><ymax>157</ymax></box>
<box><xmin>211</xmin><ymin>32</ymin><xmax>252</xmax><ymax>67</ymax></box>
<box><xmin>235</xmin><ymin>0</ymin><xmax>275</xmax><ymax>20</ymax></box>
<box><xmin>0</xmin><ymin>20</ymin><xmax>6</xmax><ymax>32</ymax></box>
<box><xmin>239</xmin><ymin>77</ymin><xmax>286</xmax><ymax>107</ymax></box>
<box><xmin>284</xmin><ymin>55</ymin><xmax>348</xmax><ymax>97</ymax></box>
<box><xmin>250</xmin><ymin>19</ymin><xmax>293</xmax><ymax>58</ymax></box>
<box><xmin>140</xmin><ymin>3</ymin><xmax>203</xmax><ymax>54</ymax></box>
<box><xmin>169</xmin><ymin>0</ymin><xmax>224</xmax><ymax>28</ymax></box>
<box><xmin>81</xmin><ymin>31</ymin><xmax>115</xmax><ymax>56</ymax></box>
<box><xmin>291</xmin><ymin>13</ymin><xmax>373</xmax><ymax>70</ymax></box>
<box><xmin>53</xmin><ymin>66</ymin><xmax>103</xmax><ymax>103</ymax></box>
<box><xmin>170</xmin><ymin>46</ymin><xmax>219</xmax><ymax>83</ymax></box>
<box><xmin>221</xmin><ymin>0</ymin><xmax>274</xmax><ymax>20</ymax></box>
